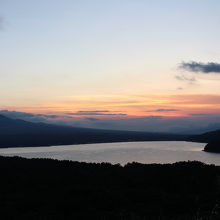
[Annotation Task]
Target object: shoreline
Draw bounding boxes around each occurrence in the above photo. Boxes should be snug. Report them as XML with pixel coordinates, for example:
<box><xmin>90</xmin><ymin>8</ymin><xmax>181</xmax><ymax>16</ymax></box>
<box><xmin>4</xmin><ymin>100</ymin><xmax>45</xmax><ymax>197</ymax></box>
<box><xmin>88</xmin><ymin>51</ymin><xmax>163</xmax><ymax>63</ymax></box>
<box><xmin>1</xmin><ymin>154</ymin><xmax>219</xmax><ymax>166</ymax></box>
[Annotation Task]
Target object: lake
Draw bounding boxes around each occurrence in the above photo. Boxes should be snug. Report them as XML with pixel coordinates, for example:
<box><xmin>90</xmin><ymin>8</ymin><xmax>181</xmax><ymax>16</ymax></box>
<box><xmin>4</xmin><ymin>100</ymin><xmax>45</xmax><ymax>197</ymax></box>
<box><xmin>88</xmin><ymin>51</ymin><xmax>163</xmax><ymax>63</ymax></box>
<box><xmin>0</xmin><ymin>141</ymin><xmax>219</xmax><ymax>165</ymax></box>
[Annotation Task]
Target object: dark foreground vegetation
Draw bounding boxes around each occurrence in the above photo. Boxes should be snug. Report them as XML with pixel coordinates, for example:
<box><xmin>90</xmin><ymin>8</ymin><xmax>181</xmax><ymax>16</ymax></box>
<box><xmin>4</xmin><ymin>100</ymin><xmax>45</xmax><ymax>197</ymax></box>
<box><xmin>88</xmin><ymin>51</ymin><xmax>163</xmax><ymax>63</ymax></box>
<box><xmin>1</xmin><ymin>156</ymin><xmax>220</xmax><ymax>220</ymax></box>
<box><xmin>204</xmin><ymin>142</ymin><xmax>220</xmax><ymax>153</ymax></box>
<box><xmin>190</xmin><ymin>129</ymin><xmax>220</xmax><ymax>153</ymax></box>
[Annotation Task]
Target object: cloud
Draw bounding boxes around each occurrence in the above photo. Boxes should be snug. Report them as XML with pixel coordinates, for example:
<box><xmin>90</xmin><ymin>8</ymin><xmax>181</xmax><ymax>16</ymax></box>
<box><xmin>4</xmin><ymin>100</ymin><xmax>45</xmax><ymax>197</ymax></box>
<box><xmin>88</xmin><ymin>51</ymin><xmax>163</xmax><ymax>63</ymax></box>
<box><xmin>85</xmin><ymin>117</ymin><xmax>100</xmax><ymax>121</ymax></box>
<box><xmin>66</xmin><ymin>110</ymin><xmax>127</xmax><ymax>116</ymax></box>
<box><xmin>0</xmin><ymin>110</ymin><xmax>36</xmax><ymax>118</ymax></box>
<box><xmin>179</xmin><ymin>61</ymin><xmax>220</xmax><ymax>73</ymax></box>
<box><xmin>143</xmin><ymin>116</ymin><xmax>163</xmax><ymax>119</ymax></box>
<box><xmin>146</xmin><ymin>109</ymin><xmax>180</xmax><ymax>112</ymax></box>
<box><xmin>177</xmin><ymin>87</ymin><xmax>183</xmax><ymax>90</ymax></box>
<box><xmin>175</xmin><ymin>74</ymin><xmax>196</xmax><ymax>83</ymax></box>
<box><xmin>79</xmin><ymin>110</ymin><xmax>110</xmax><ymax>113</ymax></box>
<box><xmin>190</xmin><ymin>113</ymin><xmax>211</xmax><ymax>116</ymax></box>
<box><xmin>0</xmin><ymin>110</ymin><xmax>72</xmax><ymax>122</ymax></box>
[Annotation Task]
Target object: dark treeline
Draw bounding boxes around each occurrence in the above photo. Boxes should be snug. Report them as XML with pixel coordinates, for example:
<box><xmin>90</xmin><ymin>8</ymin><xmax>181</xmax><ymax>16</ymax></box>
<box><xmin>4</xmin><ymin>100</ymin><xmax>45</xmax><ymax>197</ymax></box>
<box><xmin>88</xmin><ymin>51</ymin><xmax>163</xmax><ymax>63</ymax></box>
<box><xmin>189</xmin><ymin>129</ymin><xmax>220</xmax><ymax>153</ymax></box>
<box><xmin>204</xmin><ymin>142</ymin><xmax>220</xmax><ymax>153</ymax></box>
<box><xmin>1</xmin><ymin>156</ymin><xmax>220</xmax><ymax>220</ymax></box>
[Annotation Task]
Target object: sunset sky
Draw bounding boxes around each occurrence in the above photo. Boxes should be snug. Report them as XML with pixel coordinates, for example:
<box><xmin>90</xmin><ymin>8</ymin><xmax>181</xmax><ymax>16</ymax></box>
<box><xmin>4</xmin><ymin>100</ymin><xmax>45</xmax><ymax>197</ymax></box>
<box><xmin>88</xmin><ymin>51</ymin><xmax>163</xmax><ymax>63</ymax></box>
<box><xmin>0</xmin><ymin>0</ymin><xmax>220</xmax><ymax>133</ymax></box>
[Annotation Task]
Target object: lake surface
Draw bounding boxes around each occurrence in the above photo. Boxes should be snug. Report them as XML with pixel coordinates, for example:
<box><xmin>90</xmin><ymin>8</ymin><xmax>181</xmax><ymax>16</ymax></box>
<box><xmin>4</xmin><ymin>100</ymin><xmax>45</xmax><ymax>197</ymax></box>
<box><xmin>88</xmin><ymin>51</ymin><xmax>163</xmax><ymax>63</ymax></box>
<box><xmin>0</xmin><ymin>141</ymin><xmax>219</xmax><ymax>165</ymax></box>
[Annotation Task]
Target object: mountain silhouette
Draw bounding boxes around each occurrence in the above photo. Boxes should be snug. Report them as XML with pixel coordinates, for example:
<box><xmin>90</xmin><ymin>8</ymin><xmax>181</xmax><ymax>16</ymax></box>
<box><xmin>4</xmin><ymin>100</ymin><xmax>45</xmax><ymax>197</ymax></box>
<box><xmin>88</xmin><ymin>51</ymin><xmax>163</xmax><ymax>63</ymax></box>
<box><xmin>0</xmin><ymin>114</ymin><xmax>94</xmax><ymax>134</ymax></box>
<box><xmin>190</xmin><ymin>129</ymin><xmax>220</xmax><ymax>143</ymax></box>
<box><xmin>0</xmin><ymin>114</ymin><xmax>186</xmax><ymax>147</ymax></box>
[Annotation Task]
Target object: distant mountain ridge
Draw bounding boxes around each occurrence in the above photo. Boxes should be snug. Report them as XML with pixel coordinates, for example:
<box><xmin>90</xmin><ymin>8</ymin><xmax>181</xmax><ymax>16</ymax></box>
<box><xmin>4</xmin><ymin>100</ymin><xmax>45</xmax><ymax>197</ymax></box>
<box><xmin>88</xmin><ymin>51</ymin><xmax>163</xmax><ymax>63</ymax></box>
<box><xmin>189</xmin><ymin>129</ymin><xmax>220</xmax><ymax>143</ymax></box>
<box><xmin>0</xmin><ymin>114</ymin><xmax>94</xmax><ymax>134</ymax></box>
<box><xmin>0</xmin><ymin>114</ymin><xmax>187</xmax><ymax>148</ymax></box>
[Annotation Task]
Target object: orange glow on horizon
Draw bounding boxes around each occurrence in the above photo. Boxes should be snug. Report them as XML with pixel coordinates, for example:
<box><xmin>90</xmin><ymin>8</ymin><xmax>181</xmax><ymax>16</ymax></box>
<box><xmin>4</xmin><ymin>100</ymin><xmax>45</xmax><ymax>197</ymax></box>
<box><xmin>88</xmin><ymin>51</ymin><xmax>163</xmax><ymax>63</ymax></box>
<box><xmin>2</xmin><ymin>94</ymin><xmax>220</xmax><ymax>119</ymax></box>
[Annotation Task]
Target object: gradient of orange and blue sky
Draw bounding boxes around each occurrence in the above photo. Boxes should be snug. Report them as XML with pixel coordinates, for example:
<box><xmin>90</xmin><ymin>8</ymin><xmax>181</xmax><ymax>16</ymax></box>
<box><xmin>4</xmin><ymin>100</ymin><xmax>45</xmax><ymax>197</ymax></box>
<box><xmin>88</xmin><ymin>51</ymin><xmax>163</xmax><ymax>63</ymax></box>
<box><xmin>0</xmin><ymin>0</ymin><xmax>220</xmax><ymax>133</ymax></box>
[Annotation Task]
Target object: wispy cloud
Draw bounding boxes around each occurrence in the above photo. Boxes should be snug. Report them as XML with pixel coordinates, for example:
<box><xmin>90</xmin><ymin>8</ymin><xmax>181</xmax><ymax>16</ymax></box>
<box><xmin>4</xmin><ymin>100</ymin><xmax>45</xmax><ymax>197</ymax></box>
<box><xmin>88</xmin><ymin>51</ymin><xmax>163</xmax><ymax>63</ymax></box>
<box><xmin>146</xmin><ymin>109</ymin><xmax>180</xmax><ymax>112</ymax></box>
<box><xmin>66</xmin><ymin>110</ymin><xmax>127</xmax><ymax>116</ymax></box>
<box><xmin>143</xmin><ymin>116</ymin><xmax>163</xmax><ymax>119</ymax></box>
<box><xmin>85</xmin><ymin>117</ymin><xmax>100</xmax><ymax>121</ymax></box>
<box><xmin>190</xmin><ymin>113</ymin><xmax>211</xmax><ymax>116</ymax></box>
<box><xmin>175</xmin><ymin>74</ymin><xmax>196</xmax><ymax>83</ymax></box>
<box><xmin>179</xmin><ymin>61</ymin><xmax>220</xmax><ymax>73</ymax></box>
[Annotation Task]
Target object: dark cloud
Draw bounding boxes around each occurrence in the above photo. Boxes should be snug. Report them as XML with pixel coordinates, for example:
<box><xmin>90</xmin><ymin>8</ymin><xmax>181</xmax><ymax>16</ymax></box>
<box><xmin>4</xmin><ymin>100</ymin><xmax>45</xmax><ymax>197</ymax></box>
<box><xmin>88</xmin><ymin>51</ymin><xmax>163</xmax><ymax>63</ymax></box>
<box><xmin>142</xmin><ymin>116</ymin><xmax>163</xmax><ymax>120</ymax></box>
<box><xmin>85</xmin><ymin>117</ymin><xmax>100</xmax><ymax>121</ymax></box>
<box><xmin>146</xmin><ymin>109</ymin><xmax>180</xmax><ymax>112</ymax></box>
<box><xmin>0</xmin><ymin>110</ymin><xmax>72</xmax><ymax>122</ymax></box>
<box><xmin>156</xmin><ymin>109</ymin><xmax>179</xmax><ymax>112</ymax></box>
<box><xmin>0</xmin><ymin>110</ymin><xmax>36</xmax><ymax>118</ymax></box>
<box><xmin>190</xmin><ymin>113</ymin><xmax>211</xmax><ymax>116</ymax></box>
<box><xmin>67</xmin><ymin>110</ymin><xmax>127</xmax><ymax>116</ymax></box>
<box><xmin>36</xmin><ymin>114</ymin><xmax>60</xmax><ymax>119</ymax></box>
<box><xmin>179</xmin><ymin>61</ymin><xmax>220</xmax><ymax>73</ymax></box>
<box><xmin>80</xmin><ymin>110</ymin><xmax>110</xmax><ymax>113</ymax></box>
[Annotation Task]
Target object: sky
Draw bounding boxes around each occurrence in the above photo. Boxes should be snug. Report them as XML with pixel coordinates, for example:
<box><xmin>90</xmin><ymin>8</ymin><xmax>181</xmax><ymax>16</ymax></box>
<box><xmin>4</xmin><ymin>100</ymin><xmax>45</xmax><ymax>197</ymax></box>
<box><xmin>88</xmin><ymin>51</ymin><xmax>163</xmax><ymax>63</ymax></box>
<box><xmin>0</xmin><ymin>0</ymin><xmax>220</xmax><ymax>133</ymax></box>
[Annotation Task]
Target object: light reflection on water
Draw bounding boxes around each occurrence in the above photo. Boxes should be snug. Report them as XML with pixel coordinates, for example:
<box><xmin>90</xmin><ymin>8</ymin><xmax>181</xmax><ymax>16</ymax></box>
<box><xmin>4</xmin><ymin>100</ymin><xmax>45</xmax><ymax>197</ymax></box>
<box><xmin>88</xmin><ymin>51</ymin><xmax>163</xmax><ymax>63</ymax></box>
<box><xmin>0</xmin><ymin>141</ymin><xmax>219</xmax><ymax>165</ymax></box>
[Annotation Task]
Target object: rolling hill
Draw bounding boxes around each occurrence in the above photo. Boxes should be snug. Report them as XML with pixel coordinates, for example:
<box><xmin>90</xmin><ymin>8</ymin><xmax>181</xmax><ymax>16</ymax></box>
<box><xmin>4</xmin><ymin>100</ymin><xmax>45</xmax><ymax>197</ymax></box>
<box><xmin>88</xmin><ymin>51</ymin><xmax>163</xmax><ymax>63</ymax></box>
<box><xmin>189</xmin><ymin>129</ymin><xmax>220</xmax><ymax>143</ymax></box>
